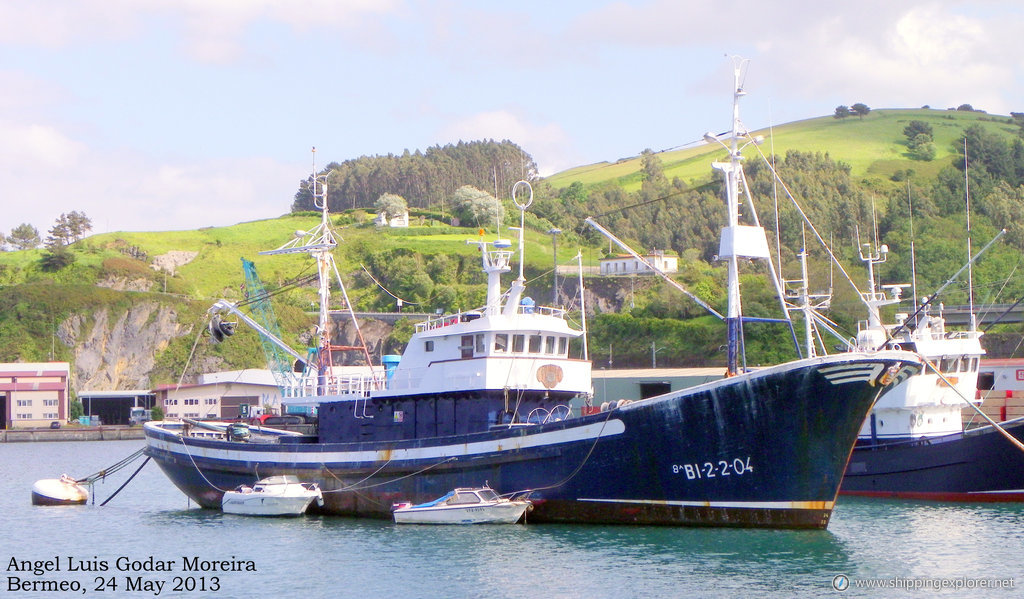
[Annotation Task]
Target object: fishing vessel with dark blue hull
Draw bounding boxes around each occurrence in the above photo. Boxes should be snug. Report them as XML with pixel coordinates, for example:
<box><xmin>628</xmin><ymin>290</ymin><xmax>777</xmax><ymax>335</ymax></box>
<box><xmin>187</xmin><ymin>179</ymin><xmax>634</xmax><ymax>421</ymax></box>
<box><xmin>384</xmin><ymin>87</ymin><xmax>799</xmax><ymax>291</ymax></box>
<box><xmin>146</xmin><ymin>351</ymin><xmax>918</xmax><ymax>527</ymax></box>
<box><xmin>144</xmin><ymin>59</ymin><xmax>922</xmax><ymax>529</ymax></box>
<box><xmin>843</xmin><ymin>417</ymin><xmax>1024</xmax><ymax>502</ymax></box>
<box><xmin>839</xmin><ymin>235</ymin><xmax>1024</xmax><ymax>501</ymax></box>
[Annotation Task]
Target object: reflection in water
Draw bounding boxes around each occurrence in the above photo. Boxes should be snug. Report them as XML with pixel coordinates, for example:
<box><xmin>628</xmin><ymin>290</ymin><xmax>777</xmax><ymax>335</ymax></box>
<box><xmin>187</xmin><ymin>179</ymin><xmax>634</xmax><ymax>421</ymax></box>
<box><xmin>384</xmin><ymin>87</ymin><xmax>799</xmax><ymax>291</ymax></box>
<box><xmin>3</xmin><ymin>441</ymin><xmax>1023</xmax><ymax>599</ymax></box>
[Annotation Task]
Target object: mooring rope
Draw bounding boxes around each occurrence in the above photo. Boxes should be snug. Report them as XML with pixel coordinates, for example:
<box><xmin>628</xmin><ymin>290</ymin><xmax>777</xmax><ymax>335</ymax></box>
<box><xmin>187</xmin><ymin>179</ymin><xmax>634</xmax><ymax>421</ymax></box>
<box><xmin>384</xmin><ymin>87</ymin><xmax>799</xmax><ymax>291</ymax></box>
<box><xmin>99</xmin><ymin>456</ymin><xmax>151</xmax><ymax>506</ymax></box>
<box><xmin>176</xmin><ymin>433</ymin><xmax>233</xmax><ymax>493</ymax></box>
<box><xmin>74</xmin><ymin>447</ymin><xmax>146</xmax><ymax>484</ymax></box>
<box><xmin>508</xmin><ymin>405</ymin><xmax>619</xmax><ymax>496</ymax></box>
<box><xmin>321</xmin><ymin>456</ymin><xmax>456</xmax><ymax>492</ymax></box>
<box><xmin>320</xmin><ymin>457</ymin><xmax>394</xmax><ymax>493</ymax></box>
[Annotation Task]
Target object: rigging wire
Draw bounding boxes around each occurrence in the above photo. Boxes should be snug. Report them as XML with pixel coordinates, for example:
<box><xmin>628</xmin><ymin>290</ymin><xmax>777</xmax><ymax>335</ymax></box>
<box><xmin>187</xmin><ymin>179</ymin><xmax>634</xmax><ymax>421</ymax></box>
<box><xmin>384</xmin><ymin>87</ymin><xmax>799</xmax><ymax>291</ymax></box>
<box><xmin>507</xmin><ymin>407</ymin><xmax>619</xmax><ymax>495</ymax></box>
<box><xmin>360</xmin><ymin>264</ymin><xmax>419</xmax><ymax>305</ymax></box>
<box><xmin>552</xmin><ymin>138</ymin><xmax>707</xmax><ymax>183</ymax></box>
<box><xmin>583</xmin><ymin>181</ymin><xmax>713</xmax><ymax>225</ymax></box>
<box><xmin>320</xmin><ymin>457</ymin><xmax>457</xmax><ymax>492</ymax></box>
<box><xmin>174</xmin><ymin>318</ymin><xmax>207</xmax><ymax>393</ymax></box>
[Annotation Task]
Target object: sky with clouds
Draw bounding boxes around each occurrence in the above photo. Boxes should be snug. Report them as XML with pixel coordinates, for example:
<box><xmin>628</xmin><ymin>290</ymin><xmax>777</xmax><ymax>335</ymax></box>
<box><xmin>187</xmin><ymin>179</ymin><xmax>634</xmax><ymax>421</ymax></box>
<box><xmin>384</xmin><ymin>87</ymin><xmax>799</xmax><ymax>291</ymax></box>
<box><xmin>1</xmin><ymin>1</ymin><xmax>1021</xmax><ymax>235</ymax></box>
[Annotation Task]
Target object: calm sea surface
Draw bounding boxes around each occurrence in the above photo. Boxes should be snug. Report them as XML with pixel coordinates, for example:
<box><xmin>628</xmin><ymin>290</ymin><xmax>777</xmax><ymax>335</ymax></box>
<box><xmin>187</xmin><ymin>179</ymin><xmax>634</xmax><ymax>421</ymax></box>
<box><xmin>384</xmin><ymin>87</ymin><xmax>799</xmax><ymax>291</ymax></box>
<box><xmin>2</xmin><ymin>440</ymin><xmax>1022</xmax><ymax>598</ymax></box>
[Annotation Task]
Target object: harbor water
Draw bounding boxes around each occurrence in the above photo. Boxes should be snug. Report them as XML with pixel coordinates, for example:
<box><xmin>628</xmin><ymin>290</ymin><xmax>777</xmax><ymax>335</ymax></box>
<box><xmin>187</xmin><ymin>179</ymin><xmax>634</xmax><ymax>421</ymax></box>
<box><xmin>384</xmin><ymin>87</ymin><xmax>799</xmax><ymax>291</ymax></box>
<box><xmin>3</xmin><ymin>440</ymin><xmax>1021</xmax><ymax>598</ymax></box>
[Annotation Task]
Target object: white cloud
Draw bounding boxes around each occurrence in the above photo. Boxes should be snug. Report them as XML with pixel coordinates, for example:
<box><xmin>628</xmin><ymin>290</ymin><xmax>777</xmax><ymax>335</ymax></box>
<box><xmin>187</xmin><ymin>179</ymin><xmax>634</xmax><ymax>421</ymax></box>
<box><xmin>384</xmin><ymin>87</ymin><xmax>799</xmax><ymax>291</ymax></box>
<box><xmin>0</xmin><ymin>120</ymin><xmax>86</xmax><ymax>169</ymax></box>
<box><xmin>0</xmin><ymin>0</ymin><xmax>402</xmax><ymax>63</ymax></box>
<box><xmin>0</xmin><ymin>1</ymin><xmax>141</xmax><ymax>47</ymax></box>
<box><xmin>440</xmin><ymin>110</ymin><xmax>577</xmax><ymax>177</ymax></box>
<box><xmin>748</xmin><ymin>3</ymin><xmax>1023</xmax><ymax>116</ymax></box>
<box><xmin>152</xmin><ymin>0</ymin><xmax>405</xmax><ymax>64</ymax></box>
<box><xmin>0</xmin><ymin>116</ymin><xmax>302</xmax><ymax>236</ymax></box>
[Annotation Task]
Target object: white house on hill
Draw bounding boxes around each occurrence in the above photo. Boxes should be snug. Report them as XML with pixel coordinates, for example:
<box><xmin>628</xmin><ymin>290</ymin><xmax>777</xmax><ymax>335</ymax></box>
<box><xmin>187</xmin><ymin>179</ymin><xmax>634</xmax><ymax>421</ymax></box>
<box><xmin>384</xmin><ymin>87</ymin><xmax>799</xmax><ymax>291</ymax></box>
<box><xmin>599</xmin><ymin>250</ymin><xmax>678</xmax><ymax>275</ymax></box>
<box><xmin>374</xmin><ymin>210</ymin><xmax>409</xmax><ymax>228</ymax></box>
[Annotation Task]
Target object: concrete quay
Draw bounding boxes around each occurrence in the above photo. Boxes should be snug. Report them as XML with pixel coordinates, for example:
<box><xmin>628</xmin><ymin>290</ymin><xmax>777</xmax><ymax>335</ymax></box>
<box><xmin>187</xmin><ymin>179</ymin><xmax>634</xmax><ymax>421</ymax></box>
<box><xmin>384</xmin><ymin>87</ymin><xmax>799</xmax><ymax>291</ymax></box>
<box><xmin>0</xmin><ymin>426</ymin><xmax>146</xmax><ymax>443</ymax></box>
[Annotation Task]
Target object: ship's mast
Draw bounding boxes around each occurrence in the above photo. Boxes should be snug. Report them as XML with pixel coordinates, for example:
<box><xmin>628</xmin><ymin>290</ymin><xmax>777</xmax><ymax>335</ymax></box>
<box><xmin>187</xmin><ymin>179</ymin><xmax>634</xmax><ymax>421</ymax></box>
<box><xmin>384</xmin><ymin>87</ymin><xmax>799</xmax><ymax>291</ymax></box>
<box><xmin>260</xmin><ymin>147</ymin><xmax>374</xmax><ymax>381</ymax></box>
<box><xmin>706</xmin><ymin>58</ymin><xmax>775</xmax><ymax>375</ymax></box>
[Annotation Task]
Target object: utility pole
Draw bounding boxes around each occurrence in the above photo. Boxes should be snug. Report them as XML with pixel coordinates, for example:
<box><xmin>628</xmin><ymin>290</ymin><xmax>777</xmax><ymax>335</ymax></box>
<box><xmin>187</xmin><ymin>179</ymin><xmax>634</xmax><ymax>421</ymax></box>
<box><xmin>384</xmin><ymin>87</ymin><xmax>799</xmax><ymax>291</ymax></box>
<box><xmin>547</xmin><ymin>228</ymin><xmax>561</xmax><ymax>306</ymax></box>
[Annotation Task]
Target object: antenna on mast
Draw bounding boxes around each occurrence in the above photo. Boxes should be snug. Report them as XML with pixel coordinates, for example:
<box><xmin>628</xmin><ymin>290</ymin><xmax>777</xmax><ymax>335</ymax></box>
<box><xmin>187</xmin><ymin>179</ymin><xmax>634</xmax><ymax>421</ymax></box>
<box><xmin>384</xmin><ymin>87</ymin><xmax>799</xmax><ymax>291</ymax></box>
<box><xmin>511</xmin><ymin>180</ymin><xmax>533</xmax><ymax>283</ymax></box>
<box><xmin>908</xmin><ymin>179</ymin><xmax>919</xmax><ymax>317</ymax></box>
<box><xmin>965</xmin><ymin>137</ymin><xmax>976</xmax><ymax>330</ymax></box>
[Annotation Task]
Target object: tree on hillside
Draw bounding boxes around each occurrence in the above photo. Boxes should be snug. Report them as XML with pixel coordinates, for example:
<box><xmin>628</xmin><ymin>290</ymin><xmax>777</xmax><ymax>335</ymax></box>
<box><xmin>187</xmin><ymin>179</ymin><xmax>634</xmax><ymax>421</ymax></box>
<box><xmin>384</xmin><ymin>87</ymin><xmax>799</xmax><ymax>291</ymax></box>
<box><xmin>851</xmin><ymin>103</ymin><xmax>871</xmax><ymax>119</ymax></box>
<box><xmin>66</xmin><ymin>211</ymin><xmax>92</xmax><ymax>241</ymax></box>
<box><xmin>46</xmin><ymin>211</ymin><xmax>93</xmax><ymax>247</ymax></box>
<box><xmin>451</xmin><ymin>185</ymin><xmax>501</xmax><ymax>228</ymax></box>
<box><xmin>0</xmin><ymin>231</ymin><xmax>5</xmax><ymax>250</ymax></box>
<box><xmin>374</xmin><ymin>193</ymin><xmax>408</xmax><ymax>220</ymax></box>
<box><xmin>909</xmin><ymin>137</ymin><xmax>936</xmax><ymax>161</ymax></box>
<box><xmin>903</xmin><ymin>120</ymin><xmax>933</xmax><ymax>141</ymax></box>
<box><xmin>291</xmin><ymin>140</ymin><xmax>537</xmax><ymax>214</ymax></box>
<box><xmin>959</xmin><ymin>124</ymin><xmax>1015</xmax><ymax>182</ymax></box>
<box><xmin>833</xmin><ymin>105</ymin><xmax>851</xmax><ymax>119</ymax></box>
<box><xmin>8</xmin><ymin>223</ymin><xmax>40</xmax><ymax>250</ymax></box>
<box><xmin>640</xmin><ymin>149</ymin><xmax>668</xmax><ymax>189</ymax></box>
<box><xmin>39</xmin><ymin>245</ymin><xmax>75</xmax><ymax>271</ymax></box>
<box><xmin>1011</xmin><ymin>112</ymin><xmax>1024</xmax><ymax>138</ymax></box>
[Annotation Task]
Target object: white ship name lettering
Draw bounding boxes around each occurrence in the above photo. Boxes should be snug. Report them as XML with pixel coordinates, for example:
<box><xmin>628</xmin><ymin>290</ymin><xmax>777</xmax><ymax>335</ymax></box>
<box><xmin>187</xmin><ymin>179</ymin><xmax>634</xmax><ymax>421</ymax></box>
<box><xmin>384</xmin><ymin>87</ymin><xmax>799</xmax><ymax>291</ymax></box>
<box><xmin>672</xmin><ymin>457</ymin><xmax>753</xmax><ymax>479</ymax></box>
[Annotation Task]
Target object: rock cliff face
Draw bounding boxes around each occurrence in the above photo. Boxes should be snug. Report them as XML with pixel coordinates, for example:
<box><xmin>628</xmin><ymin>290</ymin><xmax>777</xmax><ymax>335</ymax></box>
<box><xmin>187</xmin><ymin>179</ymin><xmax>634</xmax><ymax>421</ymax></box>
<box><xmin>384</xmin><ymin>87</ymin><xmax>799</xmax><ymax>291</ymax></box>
<box><xmin>51</xmin><ymin>278</ymin><xmax>631</xmax><ymax>391</ymax></box>
<box><xmin>57</xmin><ymin>302</ymin><xmax>191</xmax><ymax>391</ymax></box>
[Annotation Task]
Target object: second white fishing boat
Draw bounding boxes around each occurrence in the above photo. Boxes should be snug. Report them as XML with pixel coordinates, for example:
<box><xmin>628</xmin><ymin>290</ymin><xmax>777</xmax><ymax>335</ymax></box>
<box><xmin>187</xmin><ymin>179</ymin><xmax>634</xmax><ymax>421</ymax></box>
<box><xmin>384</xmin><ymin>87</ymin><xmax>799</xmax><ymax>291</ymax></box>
<box><xmin>221</xmin><ymin>475</ymin><xmax>323</xmax><ymax>516</ymax></box>
<box><xmin>393</xmin><ymin>487</ymin><xmax>532</xmax><ymax>524</ymax></box>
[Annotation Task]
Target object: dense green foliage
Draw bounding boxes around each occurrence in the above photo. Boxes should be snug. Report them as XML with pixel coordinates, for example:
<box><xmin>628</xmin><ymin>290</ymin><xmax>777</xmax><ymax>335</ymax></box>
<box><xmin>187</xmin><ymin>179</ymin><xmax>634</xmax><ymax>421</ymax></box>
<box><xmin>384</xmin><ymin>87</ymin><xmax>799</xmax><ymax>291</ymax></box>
<box><xmin>3</xmin><ymin>107</ymin><xmax>1024</xmax><ymax>373</ymax></box>
<box><xmin>291</xmin><ymin>140</ymin><xmax>537</xmax><ymax>214</ymax></box>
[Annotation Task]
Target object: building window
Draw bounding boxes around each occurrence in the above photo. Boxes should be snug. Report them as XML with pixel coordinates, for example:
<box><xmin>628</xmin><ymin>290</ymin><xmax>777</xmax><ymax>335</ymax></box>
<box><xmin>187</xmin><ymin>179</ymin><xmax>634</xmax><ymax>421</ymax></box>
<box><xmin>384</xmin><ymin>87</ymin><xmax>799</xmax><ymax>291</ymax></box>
<box><xmin>44</xmin><ymin>413</ymin><xmax>58</xmax><ymax>419</ymax></box>
<box><xmin>17</xmin><ymin>413</ymin><xmax>32</xmax><ymax>419</ymax></box>
<box><xmin>16</xmin><ymin>400</ymin><xmax>32</xmax><ymax>407</ymax></box>
<box><xmin>44</xmin><ymin>399</ymin><xmax>59</xmax><ymax>406</ymax></box>
<box><xmin>460</xmin><ymin>335</ymin><xmax>475</xmax><ymax>359</ymax></box>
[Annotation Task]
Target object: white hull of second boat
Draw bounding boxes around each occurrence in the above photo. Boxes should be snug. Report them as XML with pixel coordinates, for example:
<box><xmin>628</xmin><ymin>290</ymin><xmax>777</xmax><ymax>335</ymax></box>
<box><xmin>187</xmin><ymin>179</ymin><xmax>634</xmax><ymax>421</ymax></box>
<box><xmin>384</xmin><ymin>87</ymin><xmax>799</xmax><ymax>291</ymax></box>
<box><xmin>394</xmin><ymin>501</ymin><xmax>530</xmax><ymax>524</ymax></box>
<box><xmin>221</xmin><ymin>476</ymin><xmax>323</xmax><ymax>516</ymax></box>
<box><xmin>222</xmin><ymin>494</ymin><xmax>320</xmax><ymax>516</ymax></box>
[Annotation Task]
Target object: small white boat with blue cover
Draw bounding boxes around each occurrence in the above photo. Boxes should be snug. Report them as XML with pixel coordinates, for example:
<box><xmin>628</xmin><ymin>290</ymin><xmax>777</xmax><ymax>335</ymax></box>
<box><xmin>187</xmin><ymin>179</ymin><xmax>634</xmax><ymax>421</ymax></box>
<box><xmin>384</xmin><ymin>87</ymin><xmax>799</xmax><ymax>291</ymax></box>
<box><xmin>393</xmin><ymin>487</ymin><xmax>532</xmax><ymax>524</ymax></box>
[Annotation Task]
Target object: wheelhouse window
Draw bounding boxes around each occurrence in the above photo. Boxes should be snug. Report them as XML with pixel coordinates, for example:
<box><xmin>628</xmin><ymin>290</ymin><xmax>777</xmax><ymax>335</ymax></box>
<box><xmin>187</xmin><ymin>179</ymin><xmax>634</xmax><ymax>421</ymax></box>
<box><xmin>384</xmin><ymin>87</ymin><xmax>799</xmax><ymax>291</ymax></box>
<box><xmin>512</xmin><ymin>335</ymin><xmax>525</xmax><ymax>353</ymax></box>
<box><xmin>425</xmin><ymin>340</ymin><xmax>434</xmax><ymax>352</ymax></box>
<box><xmin>460</xmin><ymin>335</ymin><xmax>475</xmax><ymax>359</ymax></box>
<box><xmin>450</xmin><ymin>491</ymin><xmax>481</xmax><ymax>504</ymax></box>
<box><xmin>558</xmin><ymin>337</ymin><xmax>568</xmax><ymax>356</ymax></box>
<box><xmin>545</xmin><ymin>336</ymin><xmax>556</xmax><ymax>354</ymax></box>
<box><xmin>475</xmin><ymin>334</ymin><xmax>485</xmax><ymax>354</ymax></box>
<box><xmin>494</xmin><ymin>334</ymin><xmax>508</xmax><ymax>353</ymax></box>
<box><xmin>529</xmin><ymin>335</ymin><xmax>542</xmax><ymax>353</ymax></box>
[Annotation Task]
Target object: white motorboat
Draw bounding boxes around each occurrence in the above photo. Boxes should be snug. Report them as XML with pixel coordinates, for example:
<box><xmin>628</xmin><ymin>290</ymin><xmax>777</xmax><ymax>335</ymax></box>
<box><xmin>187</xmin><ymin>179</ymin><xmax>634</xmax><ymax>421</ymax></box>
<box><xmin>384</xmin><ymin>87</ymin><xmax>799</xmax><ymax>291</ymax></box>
<box><xmin>221</xmin><ymin>475</ymin><xmax>323</xmax><ymax>516</ymax></box>
<box><xmin>393</xmin><ymin>487</ymin><xmax>532</xmax><ymax>524</ymax></box>
<box><xmin>31</xmin><ymin>474</ymin><xmax>89</xmax><ymax>506</ymax></box>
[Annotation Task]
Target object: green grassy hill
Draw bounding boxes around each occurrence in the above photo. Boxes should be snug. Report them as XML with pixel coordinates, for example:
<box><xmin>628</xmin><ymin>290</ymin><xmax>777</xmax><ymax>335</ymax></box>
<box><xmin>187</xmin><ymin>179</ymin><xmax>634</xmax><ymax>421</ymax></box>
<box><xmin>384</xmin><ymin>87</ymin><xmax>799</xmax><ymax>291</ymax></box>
<box><xmin>3</xmin><ymin>106</ymin><xmax>1023</xmax><ymax>374</ymax></box>
<box><xmin>545</xmin><ymin>108</ymin><xmax>1018</xmax><ymax>191</ymax></box>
